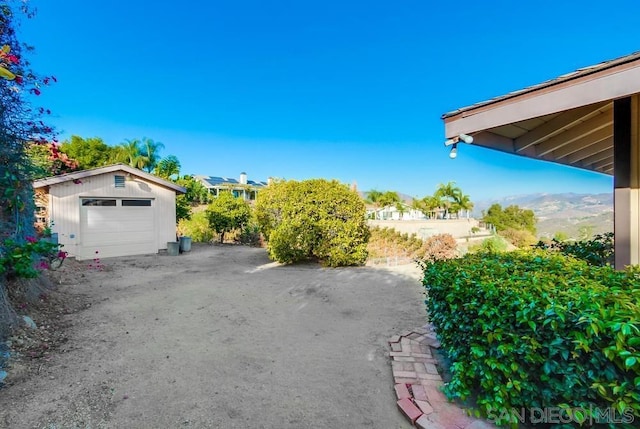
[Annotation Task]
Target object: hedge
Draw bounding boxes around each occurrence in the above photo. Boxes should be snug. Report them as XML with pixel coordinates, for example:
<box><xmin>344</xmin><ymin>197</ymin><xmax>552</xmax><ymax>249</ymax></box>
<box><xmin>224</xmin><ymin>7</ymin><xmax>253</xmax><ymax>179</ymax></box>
<box><xmin>422</xmin><ymin>250</ymin><xmax>640</xmax><ymax>428</ymax></box>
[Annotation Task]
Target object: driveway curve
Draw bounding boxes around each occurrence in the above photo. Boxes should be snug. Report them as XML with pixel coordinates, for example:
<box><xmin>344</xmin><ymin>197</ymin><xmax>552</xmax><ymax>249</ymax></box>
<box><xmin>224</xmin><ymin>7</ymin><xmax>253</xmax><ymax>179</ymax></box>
<box><xmin>0</xmin><ymin>244</ymin><xmax>426</xmax><ymax>428</ymax></box>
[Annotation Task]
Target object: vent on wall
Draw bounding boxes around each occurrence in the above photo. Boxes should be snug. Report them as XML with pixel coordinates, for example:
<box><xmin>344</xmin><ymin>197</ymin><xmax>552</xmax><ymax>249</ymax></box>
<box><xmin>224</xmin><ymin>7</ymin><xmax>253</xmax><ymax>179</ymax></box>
<box><xmin>114</xmin><ymin>175</ymin><xmax>125</xmax><ymax>188</ymax></box>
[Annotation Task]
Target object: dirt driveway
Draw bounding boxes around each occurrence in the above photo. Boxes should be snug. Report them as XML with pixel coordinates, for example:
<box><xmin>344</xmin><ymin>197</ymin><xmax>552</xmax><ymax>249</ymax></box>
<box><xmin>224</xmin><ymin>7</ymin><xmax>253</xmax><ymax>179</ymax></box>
<box><xmin>0</xmin><ymin>244</ymin><xmax>426</xmax><ymax>428</ymax></box>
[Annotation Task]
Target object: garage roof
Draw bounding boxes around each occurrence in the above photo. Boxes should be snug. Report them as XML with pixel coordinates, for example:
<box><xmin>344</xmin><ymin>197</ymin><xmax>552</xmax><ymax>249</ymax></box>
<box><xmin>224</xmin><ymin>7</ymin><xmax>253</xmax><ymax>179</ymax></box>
<box><xmin>442</xmin><ymin>51</ymin><xmax>640</xmax><ymax>175</ymax></box>
<box><xmin>33</xmin><ymin>163</ymin><xmax>186</xmax><ymax>194</ymax></box>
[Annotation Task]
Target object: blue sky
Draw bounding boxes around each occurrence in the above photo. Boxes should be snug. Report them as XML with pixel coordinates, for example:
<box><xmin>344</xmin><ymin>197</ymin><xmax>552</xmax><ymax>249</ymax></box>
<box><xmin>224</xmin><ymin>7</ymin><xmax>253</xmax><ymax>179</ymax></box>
<box><xmin>16</xmin><ymin>0</ymin><xmax>639</xmax><ymax>200</ymax></box>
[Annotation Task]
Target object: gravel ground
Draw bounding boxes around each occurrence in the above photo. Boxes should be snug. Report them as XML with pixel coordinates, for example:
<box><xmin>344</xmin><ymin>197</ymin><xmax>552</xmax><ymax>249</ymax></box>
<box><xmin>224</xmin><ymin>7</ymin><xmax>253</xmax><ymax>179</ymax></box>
<box><xmin>0</xmin><ymin>244</ymin><xmax>426</xmax><ymax>429</ymax></box>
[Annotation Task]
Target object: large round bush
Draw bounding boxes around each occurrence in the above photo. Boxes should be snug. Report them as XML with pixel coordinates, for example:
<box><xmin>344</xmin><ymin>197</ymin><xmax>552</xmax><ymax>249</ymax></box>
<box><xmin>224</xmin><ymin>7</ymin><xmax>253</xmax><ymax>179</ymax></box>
<box><xmin>255</xmin><ymin>179</ymin><xmax>370</xmax><ymax>267</ymax></box>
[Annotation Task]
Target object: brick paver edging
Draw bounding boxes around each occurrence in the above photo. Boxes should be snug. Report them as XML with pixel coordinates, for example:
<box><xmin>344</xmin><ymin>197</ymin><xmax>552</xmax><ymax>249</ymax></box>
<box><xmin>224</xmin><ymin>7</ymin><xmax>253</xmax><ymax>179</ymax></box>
<box><xmin>389</xmin><ymin>324</ymin><xmax>496</xmax><ymax>429</ymax></box>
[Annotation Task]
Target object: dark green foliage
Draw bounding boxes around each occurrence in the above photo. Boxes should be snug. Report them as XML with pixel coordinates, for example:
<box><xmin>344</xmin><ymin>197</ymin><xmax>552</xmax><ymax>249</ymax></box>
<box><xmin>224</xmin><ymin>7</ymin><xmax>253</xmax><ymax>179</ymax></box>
<box><xmin>175</xmin><ymin>195</ymin><xmax>192</xmax><ymax>222</ymax></box>
<box><xmin>255</xmin><ymin>179</ymin><xmax>370</xmax><ymax>267</ymax></box>
<box><xmin>205</xmin><ymin>192</ymin><xmax>251</xmax><ymax>243</ymax></box>
<box><xmin>422</xmin><ymin>251</ymin><xmax>640</xmax><ymax>427</ymax></box>
<box><xmin>535</xmin><ymin>232</ymin><xmax>614</xmax><ymax>267</ymax></box>
<box><xmin>482</xmin><ymin>203</ymin><xmax>537</xmax><ymax>234</ymax></box>
<box><xmin>1</xmin><ymin>237</ymin><xmax>62</xmax><ymax>279</ymax></box>
<box><xmin>0</xmin><ymin>2</ymin><xmax>59</xmax><ymax>335</ymax></box>
<box><xmin>176</xmin><ymin>175</ymin><xmax>210</xmax><ymax>206</ymax></box>
<box><xmin>238</xmin><ymin>221</ymin><xmax>261</xmax><ymax>246</ymax></box>
<box><xmin>59</xmin><ymin>136</ymin><xmax>116</xmax><ymax>169</ymax></box>
<box><xmin>175</xmin><ymin>176</ymin><xmax>211</xmax><ymax>221</ymax></box>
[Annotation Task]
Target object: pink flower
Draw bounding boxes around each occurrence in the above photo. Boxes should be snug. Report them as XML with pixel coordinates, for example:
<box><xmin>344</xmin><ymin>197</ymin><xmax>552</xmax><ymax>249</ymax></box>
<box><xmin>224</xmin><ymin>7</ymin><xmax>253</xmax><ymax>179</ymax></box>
<box><xmin>36</xmin><ymin>260</ymin><xmax>49</xmax><ymax>270</ymax></box>
<box><xmin>58</xmin><ymin>251</ymin><xmax>67</xmax><ymax>259</ymax></box>
<box><xmin>26</xmin><ymin>236</ymin><xmax>37</xmax><ymax>243</ymax></box>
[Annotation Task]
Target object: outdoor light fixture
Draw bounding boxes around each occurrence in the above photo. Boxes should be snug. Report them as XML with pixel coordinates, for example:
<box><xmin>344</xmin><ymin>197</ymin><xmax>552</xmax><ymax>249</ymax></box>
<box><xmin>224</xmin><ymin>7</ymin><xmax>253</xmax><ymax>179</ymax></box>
<box><xmin>459</xmin><ymin>133</ymin><xmax>473</xmax><ymax>144</ymax></box>
<box><xmin>444</xmin><ymin>133</ymin><xmax>474</xmax><ymax>159</ymax></box>
<box><xmin>449</xmin><ymin>143</ymin><xmax>458</xmax><ymax>159</ymax></box>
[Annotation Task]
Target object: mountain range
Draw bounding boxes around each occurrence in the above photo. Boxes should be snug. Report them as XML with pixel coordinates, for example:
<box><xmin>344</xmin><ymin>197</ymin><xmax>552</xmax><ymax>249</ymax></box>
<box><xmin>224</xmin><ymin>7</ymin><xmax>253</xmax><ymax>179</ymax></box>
<box><xmin>473</xmin><ymin>193</ymin><xmax>613</xmax><ymax>239</ymax></box>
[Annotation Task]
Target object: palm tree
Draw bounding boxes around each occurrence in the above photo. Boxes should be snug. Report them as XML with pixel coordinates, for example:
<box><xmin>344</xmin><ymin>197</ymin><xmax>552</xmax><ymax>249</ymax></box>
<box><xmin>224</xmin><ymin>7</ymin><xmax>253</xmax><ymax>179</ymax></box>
<box><xmin>454</xmin><ymin>193</ymin><xmax>474</xmax><ymax>219</ymax></box>
<box><xmin>365</xmin><ymin>189</ymin><xmax>383</xmax><ymax>219</ymax></box>
<box><xmin>378</xmin><ymin>191</ymin><xmax>401</xmax><ymax>209</ymax></box>
<box><xmin>140</xmin><ymin>137</ymin><xmax>165</xmax><ymax>173</ymax></box>
<box><xmin>422</xmin><ymin>195</ymin><xmax>442</xmax><ymax>219</ymax></box>
<box><xmin>435</xmin><ymin>182</ymin><xmax>462</xmax><ymax>219</ymax></box>
<box><xmin>116</xmin><ymin>139</ymin><xmax>145</xmax><ymax>170</ymax></box>
<box><xmin>411</xmin><ymin>198</ymin><xmax>425</xmax><ymax>218</ymax></box>
<box><xmin>155</xmin><ymin>155</ymin><xmax>181</xmax><ymax>180</ymax></box>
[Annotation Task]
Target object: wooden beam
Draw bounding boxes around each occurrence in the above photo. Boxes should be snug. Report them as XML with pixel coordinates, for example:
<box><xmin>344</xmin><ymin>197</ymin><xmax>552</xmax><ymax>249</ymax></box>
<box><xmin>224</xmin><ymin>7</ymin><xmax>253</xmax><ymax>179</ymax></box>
<box><xmin>575</xmin><ymin>146</ymin><xmax>613</xmax><ymax>166</ymax></box>
<box><xmin>565</xmin><ymin>136</ymin><xmax>612</xmax><ymax>163</ymax></box>
<box><xmin>552</xmin><ymin>127</ymin><xmax>612</xmax><ymax>159</ymax></box>
<box><xmin>514</xmin><ymin>102</ymin><xmax>610</xmax><ymax>152</ymax></box>
<box><xmin>533</xmin><ymin>111</ymin><xmax>613</xmax><ymax>156</ymax></box>
<box><xmin>469</xmin><ymin>131</ymin><xmax>515</xmax><ymax>152</ymax></box>
<box><xmin>592</xmin><ymin>156</ymin><xmax>614</xmax><ymax>170</ymax></box>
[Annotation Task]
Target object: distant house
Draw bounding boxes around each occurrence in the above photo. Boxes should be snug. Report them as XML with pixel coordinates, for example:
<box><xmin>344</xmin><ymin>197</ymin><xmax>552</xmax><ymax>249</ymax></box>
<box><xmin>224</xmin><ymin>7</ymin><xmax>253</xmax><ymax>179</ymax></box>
<box><xmin>194</xmin><ymin>172</ymin><xmax>268</xmax><ymax>201</ymax></box>
<box><xmin>366</xmin><ymin>203</ymin><xmax>427</xmax><ymax>221</ymax></box>
<box><xmin>32</xmin><ymin>164</ymin><xmax>186</xmax><ymax>260</ymax></box>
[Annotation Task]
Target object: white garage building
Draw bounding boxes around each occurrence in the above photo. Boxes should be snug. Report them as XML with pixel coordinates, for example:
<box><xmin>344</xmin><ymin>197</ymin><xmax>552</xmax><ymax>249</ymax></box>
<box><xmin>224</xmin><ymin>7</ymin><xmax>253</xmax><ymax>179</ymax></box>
<box><xmin>33</xmin><ymin>164</ymin><xmax>186</xmax><ymax>260</ymax></box>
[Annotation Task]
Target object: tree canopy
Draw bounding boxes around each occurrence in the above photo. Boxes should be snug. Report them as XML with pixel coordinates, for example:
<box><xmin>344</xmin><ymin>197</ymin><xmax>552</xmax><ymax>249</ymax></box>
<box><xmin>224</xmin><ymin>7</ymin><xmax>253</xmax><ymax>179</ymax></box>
<box><xmin>59</xmin><ymin>136</ymin><xmax>115</xmax><ymax>169</ymax></box>
<box><xmin>256</xmin><ymin>179</ymin><xmax>370</xmax><ymax>266</ymax></box>
<box><xmin>56</xmin><ymin>135</ymin><xmax>173</xmax><ymax>175</ymax></box>
<box><xmin>206</xmin><ymin>191</ymin><xmax>251</xmax><ymax>242</ymax></box>
<box><xmin>156</xmin><ymin>155</ymin><xmax>181</xmax><ymax>180</ymax></box>
<box><xmin>411</xmin><ymin>182</ymin><xmax>473</xmax><ymax>219</ymax></box>
<box><xmin>482</xmin><ymin>203</ymin><xmax>537</xmax><ymax>234</ymax></box>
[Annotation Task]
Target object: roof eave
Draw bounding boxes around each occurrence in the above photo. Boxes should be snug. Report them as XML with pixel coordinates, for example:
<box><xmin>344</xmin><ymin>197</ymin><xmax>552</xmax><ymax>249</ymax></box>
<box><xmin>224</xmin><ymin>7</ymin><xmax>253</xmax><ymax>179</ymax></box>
<box><xmin>442</xmin><ymin>51</ymin><xmax>640</xmax><ymax>122</ymax></box>
<box><xmin>33</xmin><ymin>164</ymin><xmax>186</xmax><ymax>194</ymax></box>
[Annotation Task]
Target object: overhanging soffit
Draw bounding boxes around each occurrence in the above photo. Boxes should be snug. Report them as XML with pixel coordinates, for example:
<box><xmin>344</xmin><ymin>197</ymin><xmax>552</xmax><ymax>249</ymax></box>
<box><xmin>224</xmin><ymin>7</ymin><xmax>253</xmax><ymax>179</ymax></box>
<box><xmin>442</xmin><ymin>51</ymin><xmax>640</xmax><ymax>175</ymax></box>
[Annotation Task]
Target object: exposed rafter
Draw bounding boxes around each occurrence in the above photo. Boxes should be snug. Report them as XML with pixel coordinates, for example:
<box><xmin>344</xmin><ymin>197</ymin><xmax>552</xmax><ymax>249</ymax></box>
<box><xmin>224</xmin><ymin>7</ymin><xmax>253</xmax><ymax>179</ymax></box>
<box><xmin>567</xmin><ymin>138</ymin><xmax>612</xmax><ymax>164</ymax></box>
<box><xmin>533</xmin><ymin>111</ymin><xmax>613</xmax><ymax>156</ymax></box>
<box><xmin>552</xmin><ymin>127</ymin><xmax>612</xmax><ymax>159</ymax></box>
<box><xmin>514</xmin><ymin>102</ymin><xmax>610</xmax><ymax>152</ymax></box>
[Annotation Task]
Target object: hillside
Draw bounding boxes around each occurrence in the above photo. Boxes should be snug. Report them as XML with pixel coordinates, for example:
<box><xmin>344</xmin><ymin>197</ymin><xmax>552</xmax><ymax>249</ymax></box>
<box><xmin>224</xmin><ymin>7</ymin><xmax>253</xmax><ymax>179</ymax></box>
<box><xmin>473</xmin><ymin>193</ymin><xmax>613</xmax><ymax>239</ymax></box>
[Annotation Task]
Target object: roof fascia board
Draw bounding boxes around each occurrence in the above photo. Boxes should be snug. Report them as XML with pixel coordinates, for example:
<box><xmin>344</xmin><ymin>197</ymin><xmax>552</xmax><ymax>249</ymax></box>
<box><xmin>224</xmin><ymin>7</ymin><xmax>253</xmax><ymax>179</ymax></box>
<box><xmin>33</xmin><ymin>163</ymin><xmax>186</xmax><ymax>194</ymax></box>
<box><xmin>444</xmin><ymin>64</ymin><xmax>640</xmax><ymax>138</ymax></box>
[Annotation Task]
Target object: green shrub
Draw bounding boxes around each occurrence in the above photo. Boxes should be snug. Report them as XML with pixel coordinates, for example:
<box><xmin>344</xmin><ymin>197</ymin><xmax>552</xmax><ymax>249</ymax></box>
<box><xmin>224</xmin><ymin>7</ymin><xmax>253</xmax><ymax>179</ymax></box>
<box><xmin>422</xmin><ymin>250</ymin><xmax>640</xmax><ymax>427</ymax></box>
<box><xmin>535</xmin><ymin>232</ymin><xmax>614</xmax><ymax>267</ymax></box>
<box><xmin>255</xmin><ymin>179</ymin><xmax>369</xmax><ymax>267</ymax></box>
<box><xmin>237</xmin><ymin>221</ymin><xmax>262</xmax><ymax>246</ymax></box>
<box><xmin>206</xmin><ymin>191</ymin><xmax>251</xmax><ymax>243</ymax></box>
<box><xmin>468</xmin><ymin>235</ymin><xmax>509</xmax><ymax>253</ymax></box>
<box><xmin>177</xmin><ymin>211</ymin><xmax>214</xmax><ymax>243</ymax></box>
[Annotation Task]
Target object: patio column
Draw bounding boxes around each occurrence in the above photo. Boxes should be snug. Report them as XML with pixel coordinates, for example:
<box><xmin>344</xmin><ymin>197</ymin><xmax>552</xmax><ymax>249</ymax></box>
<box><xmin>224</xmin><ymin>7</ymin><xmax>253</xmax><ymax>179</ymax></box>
<box><xmin>613</xmin><ymin>95</ymin><xmax>640</xmax><ymax>268</ymax></box>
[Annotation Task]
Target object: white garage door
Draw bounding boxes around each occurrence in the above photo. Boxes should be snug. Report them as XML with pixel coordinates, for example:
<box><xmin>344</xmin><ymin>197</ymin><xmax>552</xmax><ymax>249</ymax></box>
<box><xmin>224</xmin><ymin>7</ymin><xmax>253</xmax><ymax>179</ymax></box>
<box><xmin>78</xmin><ymin>198</ymin><xmax>156</xmax><ymax>260</ymax></box>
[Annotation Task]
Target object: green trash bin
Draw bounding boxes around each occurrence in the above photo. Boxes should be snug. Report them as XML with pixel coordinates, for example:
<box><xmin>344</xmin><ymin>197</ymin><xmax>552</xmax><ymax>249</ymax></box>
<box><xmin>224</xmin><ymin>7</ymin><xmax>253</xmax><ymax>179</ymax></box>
<box><xmin>167</xmin><ymin>241</ymin><xmax>180</xmax><ymax>256</ymax></box>
<box><xmin>179</xmin><ymin>236</ymin><xmax>192</xmax><ymax>252</ymax></box>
